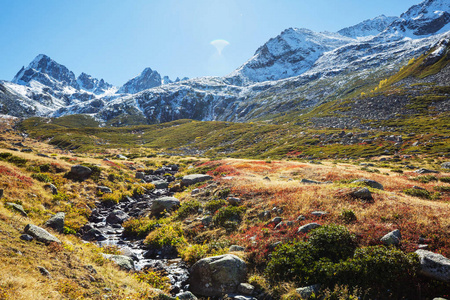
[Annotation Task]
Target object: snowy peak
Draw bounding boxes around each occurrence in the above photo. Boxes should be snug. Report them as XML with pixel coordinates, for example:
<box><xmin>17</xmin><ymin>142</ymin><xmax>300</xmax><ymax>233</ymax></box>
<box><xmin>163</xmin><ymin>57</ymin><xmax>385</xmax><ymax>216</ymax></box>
<box><xmin>386</xmin><ymin>0</ymin><xmax>450</xmax><ymax>37</ymax></box>
<box><xmin>77</xmin><ymin>72</ymin><xmax>114</xmax><ymax>95</ymax></box>
<box><xmin>13</xmin><ymin>54</ymin><xmax>79</xmax><ymax>89</ymax></box>
<box><xmin>227</xmin><ymin>27</ymin><xmax>354</xmax><ymax>84</ymax></box>
<box><xmin>338</xmin><ymin>15</ymin><xmax>398</xmax><ymax>38</ymax></box>
<box><xmin>118</xmin><ymin>67</ymin><xmax>162</xmax><ymax>94</ymax></box>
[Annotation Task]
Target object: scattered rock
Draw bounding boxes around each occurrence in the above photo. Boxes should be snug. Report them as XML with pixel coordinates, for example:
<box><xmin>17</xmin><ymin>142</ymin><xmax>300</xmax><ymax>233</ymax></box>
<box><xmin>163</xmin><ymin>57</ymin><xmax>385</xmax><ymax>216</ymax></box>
<box><xmin>176</xmin><ymin>291</ymin><xmax>198</xmax><ymax>300</ymax></box>
<box><xmin>229</xmin><ymin>245</ymin><xmax>245</xmax><ymax>252</ymax></box>
<box><xmin>441</xmin><ymin>162</ymin><xmax>450</xmax><ymax>169</ymax></box>
<box><xmin>297</xmin><ymin>223</ymin><xmax>321</xmax><ymax>234</ymax></box>
<box><xmin>116</xmin><ymin>154</ymin><xmax>128</xmax><ymax>160</ymax></box>
<box><xmin>44</xmin><ymin>183</ymin><xmax>58</xmax><ymax>195</ymax></box>
<box><xmin>200</xmin><ymin>216</ymin><xmax>212</xmax><ymax>227</ymax></box>
<box><xmin>238</xmin><ymin>283</ymin><xmax>255</xmax><ymax>295</ymax></box>
<box><xmin>296</xmin><ymin>215</ymin><xmax>305</xmax><ymax>221</ymax></box>
<box><xmin>189</xmin><ymin>254</ymin><xmax>247</xmax><ymax>297</ymax></box>
<box><xmin>151</xmin><ymin>197</ymin><xmax>180</xmax><ymax>216</ymax></box>
<box><xmin>351</xmin><ymin>178</ymin><xmax>384</xmax><ymax>190</ymax></box>
<box><xmin>300</xmin><ymin>179</ymin><xmax>322</xmax><ymax>184</ymax></box>
<box><xmin>24</xmin><ymin>224</ymin><xmax>61</xmax><ymax>244</ymax></box>
<box><xmin>191</xmin><ymin>188</ymin><xmax>200</xmax><ymax>196</ymax></box>
<box><xmin>350</xmin><ymin>187</ymin><xmax>374</xmax><ymax>202</ymax></box>
<box><xmin>37</xmin><ymin>266</ymin><xmax>51</xmax><ymax>278</ymax></box>
<box><xmin>415</xmin><ymin>168</ymin><xmax>439</xmax><ymax>174</ymax></box>
<box><xmin>5</xmin><ymin>202</ymin><xmax>28</xmax><ymax>217</ymax></box>
<box><xmin>270</xmin><ymin>217</ymin><xmax>282</xmax><ymax>225</ymax></box>
<box><xmin>381</xmin><ymin>229</ymin><xmax>401</xmax><ymax>246</ymax></box>
<box><xmin>106</xmin><ymin>210</ymin><xmax>129</xmax><ymax>225</ymax></box>
<box><xmin>415</xmin><ymin>250</ymin><xmax>450</xmax><ymax>282</ymax></box>
<box><xmin>263</xmin><ymin>176</ymin><xmax>270</xmax><ymax>181</ymax></box>
<box><xmin>182</xmin><ymin>174</ymin><xmax>213</xmax><ymax>186</ymax></box>
<box><xmin>135</xmin><ymin>172</ymin><xmax>145</xmax><ymax>179</ymax></box>
<box><xmin>97</xmin><ymin>186</ymin><xmax>112</xmax><ymax>194</ymax></box>
<box><xmin>227</xmin><ymin>197</ymin><xmax>242</xmax><ymax>206</ymax></box>
<box><xmin>103</xmin><ymin>254</ymin><xmax>135</xmax><ymax>271</ymax></box>
<box><xmin>44</xmin><ymin>212</ymin><xmax>65</xmax><ymax>233</ymax></box>
<box><xmin>152</xmin><ymin>179</ymin><xmax>169</xmax><ymax>189</ymax></box>
<box><xmin>68</xmin><ymin>165</ymin><xmax>92</xmax><ymax>180</ymax></box>
<box><xmin>311</xmin><ymin>211</ymin><xmax>328</xmax><ymax>217</ymax></box>
<box><xmin>296</xmin><ymin>284</ymin><xmax>321</xmax><ymax>299</ymax></box>
<box><xmin>81</xmin><ymin>225</ymin><xmax>107</xmax><ymax>241</ymax></box>
<box><xmin>20</xmin><ymin>234</ymin><xmax>33</xmax><ymax>241</ymax></box>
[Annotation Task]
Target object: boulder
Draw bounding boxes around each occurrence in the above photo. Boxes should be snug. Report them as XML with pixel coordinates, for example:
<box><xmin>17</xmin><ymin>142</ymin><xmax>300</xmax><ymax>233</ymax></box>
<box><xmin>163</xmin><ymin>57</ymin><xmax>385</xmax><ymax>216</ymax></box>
<box><xmin>350</xmin><ymin>187</ymin><xmax>374</xmax><ymax>201</ymax></box>
<box><xmin>97</xmin><ymin>186</ymin><xmax>112</xmax><ymax>193</ymax></box>
<box><xmin>300</xmin><ymin>179</ymin><xmax>322</xmax><ymax>184</ymax></box>
<box><xmin>182</xmin><ymin>174</ymin><xmax>213</xmax><ymax>186</ymax></box>
<box><xmin>351</xmin><ymin>178</ymin><xmax>384</xmax><ymax>190</ymax></box>
<box><xmin>227</xmin><ymin>197</ymin><xmax>242</xmax><ymax>206</ymax></box>
<box><xmin>151</xmin><ymin>197</ymin><xmax>180</xmax><ymax>216</ymax></box>
<box><xmin>381</xmin><ymin>229</ymin><xmax>401</xmax><ymax>246</ymax></box>
<box><xmin>415</xmin><ymin>250</ymin><xmax>450</xmax><ymax>282</ymax></box>
<box><xmin>5</xmin><ymin>202</ymin><xmax>28</xmax><ymax>217</ymax></box>
<box><xmin>311</xmin><ymin>211</ymin><xmax>328</xmax><ymax>217</ymax></box>
<box><xmin>44</xmin><ymin>212</ymin><xmax>65</xmax><ymax>233</ymax></box>
<box><xmin>229</xmin><ymin>245</ymin><xmax>245</xmax><ymax>252</ymax></box>
<box><xmin>296</xmin><ymin>284</ymin><xmax>321</xmax><ymax>299</ymax></box>
<box><xmin>37</xmin><ymin>266</ymin><xmax>51</xmax><ymax>278</ymax></box>
<box><xmin>44</xmin><ymin>183</ymin><xmax>58</xmax><ymax>195</ymax></box>
<box><xmin>103</xmin><ymin>254</ymin><xmax>135</xmax><ymax>271</ymax></box>
<box><xmin>189</xmin><ymin>254</ymin><xmax>247</xmax><ymax>297</ymax></box>
<box><xmin>175</xmin><ymin>291</ymin><xmax>198</xmax><ymax>300</ymax></box>
<box><xmin>24</xmin><ymin>224</ymin><xmax>61</xmax><ymax>244</ymax></box>
<box><xmin>415</xmin><ymin>168</ymin><xmax>439</xmax><ymax>174</ymax></box>
<box><xmin>152</xmin><ymin>180</ymin><xmax>169</xmax><ymax>189</ymax></box>
<box><xmin>441</xmin><ymin>162</ymin><xmax>450</xmax><ymax>169</ymax></box>
<box><xmin>238</xmin><ymin>283</ymin><xmax>255</xmax><ymax>295</ymax></box>
<box><xmin>81</xmin><ymin>225</ymin><xmax>107</xmax><ymax>241</ymax></box>
<box><xmin>297</xmin><ymin>223</ymin><xmax>321</xmax><ymax>234</ymax></box>
<box><xmin>106</xmin><ymin>210</ymin><xmax>129</xmax><ymax>224</ymax></box>
<box><xmin>20</xmin><ymin>234</ymin><xmax>33</xmax><ymax>241</ymax></box>
<box><xmin>68</xmin><ymin>165</ymin><xmax>92</xmax><ymax>180</ymax></box>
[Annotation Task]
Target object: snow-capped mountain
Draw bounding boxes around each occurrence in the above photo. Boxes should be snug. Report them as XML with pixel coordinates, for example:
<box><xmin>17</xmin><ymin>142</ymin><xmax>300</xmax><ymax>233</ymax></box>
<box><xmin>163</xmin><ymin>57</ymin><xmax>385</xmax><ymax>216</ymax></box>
<box><xmin>338</xmin><ymin>15</ymin><xmax>398</xmax><ymax>38</ymax></box>
<box><xmin>118</xmin><ymin>68</ymin><xmax>162</xmax><ymax>94</ymax></box>
<box><xmin>77</xmin><ymin>73</ymin><xmax>116</xmax><ymax>95</ymax></box>
<box><xmin>1</xmin><ymin>0</ymin><xmax>449</xmax><ymax>124</ymax></box>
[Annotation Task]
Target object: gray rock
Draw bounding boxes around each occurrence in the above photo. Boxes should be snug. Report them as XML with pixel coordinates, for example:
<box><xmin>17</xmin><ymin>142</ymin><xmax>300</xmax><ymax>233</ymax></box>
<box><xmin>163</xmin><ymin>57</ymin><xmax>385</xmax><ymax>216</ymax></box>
<box><xmin>415</xmin><ymin>168</ymin><xmax>439</xmax><ymax>174</ymax></box>
<box><xmin>263</xmin><ymin>176</ymin><xmax>270</xmax><ymax>181</ymax></box>
<box><xmin>270</xmin><ymin>217</ymin><xmax>282</xmax><ymax>225</ymax></box>
<box><xmin>296</xmin><ymin>284</ymin><xmax>321</xmax><ymax>299</ymax></box>
<box><xmin>20</xmin><ymin>234</ymin><xmax>33</xmax><ymax>241</ymax></box>
<box><xmin>415</xmin><ymin>250</ymin><xmax>450</xmax><ymax>282</ymax></box>
<box><xmin>350</xmin><ymin>187</ymin><xmax>374</xmax><ymax>201</ymax></box>
<box><xmin>103</xmin><ymin>254</ymin><xmax>135</xmax><ymax>271</ymax></box>
<box><xmin>37</xmin><ymin>266</ymin><xmax>51</xmax><ymax>278</ymax></box>
<box><xmin>24</xmin><ymin>224</ymin><xmax>61</xmax><ymax>244</ymax></box>
<box><xmin>151</xmin><ymin>196</ymin><xmax>180</xmax><ymax>216</ymax></box>
<box><xmin>229</xmin><ymin>245</ymin><xmax>245</xmax><ymax>252</ymax></box>
<box><xmin>381</xmin><ymin>229</ymin><xmax>401</xmax><ymax>246</ymax></box>
<box><xmin>97</xmin><ymin>186</ymin><xmax>112</xmax><ymax>193</ymax></box>
<box><xmin>69</xmin><ymin>165</ymin><xmax>92</xmax><ymax>180</ymax></box>
<box><xmin>297</xmin><ymin>223</ymin><xmax>321</xmax><ymax>234</ymax></box>
<box><xmin>106</xmin><ymin>210</ymin><xmax>129</xmax><ymax>224</ymax></box>
<box><xmin>352</xmin><ymin>178</ymin><xmax>384</xmax><ymax>190</ymax></box>
<box><xmin>5</xmin><ymin>202</ymin><xmax>28</xmax><ymax>217</ymax></box>
<box><xmin>300</xmin><ymin>179</ymin><xmax>322</xmax><ymax>184</ymax></box>
<box><xmin>201</xmin><ymin>215</ymin><xmax>212</xmax><ymax>226</ymax></box>
<box><xmin>297</xmin><ymin>215</ymin><xmax>306</xmax><ymax>221</ymax></box>
<box><xmin>44</xmin><ymin>212</ymin><xmax>65</xmax><ymax>233</ymax></box>
<box><xmin>441</xmin><ymin>162</ymin><xmax>450</xmax><ymax>169</ymax></box>
<box><xmin>44</xmin><ymin>183</ymin><xmax>58</xmax><ymax>195</ymax></box>
<box><xmin>191</xmin><ymin>188</ymin><xmax>200</xmax><ymax>196</ymax></box>
<box><xmin>152</xmin><ymin>179</ymin><xmax>169</xmax><ymax>189</ymax></box>
<box><xmin>175</xmin><ymin>291</ymin><xmax>198</xmax><ymax>300</ymax></box>
<box><xmin>182</xmin><ymin>174</ymin><xmax>213</xmax><ymax>186</ymax></box>
<box><xmin>135</xmin><ymin>172</ymin><xmax>145</xmax><ymax>179</ymax></box>
<box><xmin>238</xmin><ymin>283</ymin><xmax>255</xmax><ymax>295</ymax></box>
<box><xmin>311</xmin><ymin>211</ymin><xmax>328</xmax><ymax>217</ymax></box>
<box><xmin>189</xmin><ymin>254</ymin><xmax>247</xmax><ymax>297</ymax></box>
<box><xmin>227</xmin><ymin>197</ymin><xmax>242</xmax><ymax>206</ymax></box>
<box><xmin>116</xmin><ymin>154</ymin><xmax>128</xmax><ymax>160</ymax></box>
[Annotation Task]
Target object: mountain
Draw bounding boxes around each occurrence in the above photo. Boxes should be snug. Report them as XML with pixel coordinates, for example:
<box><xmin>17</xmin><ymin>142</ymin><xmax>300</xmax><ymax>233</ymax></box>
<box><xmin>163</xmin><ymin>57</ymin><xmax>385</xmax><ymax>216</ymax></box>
<box><xmin>118</xmin><ymin>67</ymin><xmax>162</xmax><ymax>94</ymax></box>
<box><xmin>338</xmin><ymin>15</ymin><xmax>398</xmax><ymax>38</ymax></box>
<box><xmin>77</xmin><ymin>72</ymin><xmax>115</xmax><ymax>95</ymax></box>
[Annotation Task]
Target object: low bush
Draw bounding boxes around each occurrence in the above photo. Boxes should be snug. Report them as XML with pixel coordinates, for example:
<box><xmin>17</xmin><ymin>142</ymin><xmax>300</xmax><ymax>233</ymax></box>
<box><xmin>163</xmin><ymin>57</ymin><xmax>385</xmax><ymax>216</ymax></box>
<box><xmin>213</xmin><ymin>206</ymin><xmax>246</xmax><ymax>227</ymax></box>
<box><xmin>134</xmin><ymin>271</ymin><xmax>171</xmax><ymax>292</ymax></box>
<box><xmin>340</xmin><ymin>209</ymin><xmax>357</xmax><ymax>224</ymax></box>
<box><xmin>204</xmin><ymin>199</ymin><xmax>227</xmax><ymax>213</ymax></box>
<box><xmin>144</xmin><ymin>224</ymin><xmax>187</xmax><ymax>250</ymax></box>
<box><xmin>434</xmin><ymin>186</ymin><xmax>450</xmax><ymax>192</ymax></box>
<box><xmin>308</xmin><ymin>225</ymin><xmax>357</xmax><ymax>262</ymax></box>
<box><xmin>176</xmin><ymin>200</ymin><xmax>201</xmax><ymax>219</ymax></box>
<box><xmin>412</xmin><ymin>175</ymin><xmax>438</xmax><ymax>183</ymax></box>
<box><xmin>403</xmin><ymin>188</ymin><xmax>431</xmax><ymax>199</ymax></box>
<box><xmin>122</xmin><ymin>217</ymin><xmax>163</xmax><ymax>239</ymax></box>
<box><xmin>31</xmin><ymin>172</ymin><xmax>52</xmax><ymax>183</ymax></box>
<box><xmin>0</xmin><ymin>153</ymin><xmax>28</xmax><ymax>167</ymax></box>
<box><xmin>439</xmin><ymin>176</ymin><xmax>450</xmax><ymax>183</ymax></box>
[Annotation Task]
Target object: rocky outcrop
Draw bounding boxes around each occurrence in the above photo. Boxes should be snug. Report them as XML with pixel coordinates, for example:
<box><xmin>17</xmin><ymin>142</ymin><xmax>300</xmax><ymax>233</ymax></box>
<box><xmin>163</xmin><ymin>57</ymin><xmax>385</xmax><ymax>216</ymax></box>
<box><xmin>106</xmin><ymin>210</ymin><xmax>129</xmax><ymax>224</ymax></box>
<box><xmin>44</xmin><ymin>212</ymin><xmax>65</xmax><ymax>233</ymax></box>
<box><xmin>350</xmin><ymin>187</ymin><xmax>374</xmax><ymax>202</ymax></box>
<box><xmin>415</xmin><ymin>249</ymin><xmax>450</xmax><ymax>282</ymax></box>
<box><xmin>67</xmin><ymin>165</ymin><xmax>92</xmax><ymax>180</ymax></box>
<box><xmin>189</xmin><ymin>254</ymin><xmax>247</xmax><ymax>297</ymax></box>
<box><xmin>24</xmin><ymin>224</ymin><xmax>61</xmax><ymax>244</ymax></box>
<box><xmin>118</xmin><ymin>68</ymin><xmax>161</xmax><ymax>94</ymax></box>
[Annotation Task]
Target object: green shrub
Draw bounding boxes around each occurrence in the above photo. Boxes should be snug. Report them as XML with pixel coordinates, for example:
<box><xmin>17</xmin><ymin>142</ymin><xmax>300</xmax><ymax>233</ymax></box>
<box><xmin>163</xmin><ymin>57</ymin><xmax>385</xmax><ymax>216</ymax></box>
<box><xmin>134</xmin><ymin>271</ymin><xmax>171</xmax><ymax>292</ymax></box>
<box><xmin>144</xmin><ymin>224</ymin><xmax>187</xmax><ymax>249</ymax></box>
<box><xmin>217</xmin><ymin>188</ymin><xmax>231</xmax><ymax>198</ymax></box>
<box><xmin>412</xmin><ymin>175</ymin><xmax>438</xmax><ymax>183</ymax></box>
<box><xmin>204</xmin><ymin>199</ymin><xmax>227</xmax><ymax>213</ymax></box>
<box><xmin>439</xmin><ymin>176</ymin><xmax>450</xmax><ymax>183</ymax></box>
<box><xmin>122</xmin><ymin>217</ymin><xmax>163</xmax><ymax>239</ymax></box>
<box><xmin>0</xmin><ymin>152</ymin><xmax>12</xmax><ymax>159</ymax></box>
<box><xmin>390</xmin><ymin>168</ymin><xmax>403</xmax><ymax>174</ymax></box>
<box><xmin>434</xmin><ymin>186</ymin><xmax>450</xmax><ymax>192</ymax></box>
<box><xmin>0</xmin><ymin>153</ymin><xmax>28</xmax><ymax>167</ymax></box>
<box><xmin>403</xmin><ymin>188</ymin><xmax>431</xmax><ymax>199</ymax></box>
<box><xmin>176</xmin><ymin>200</ymin><xmax>201</xmax><ymax>219</ymax></box>
<box><xmin>340</xmin><ymin>209</ymin><xmax>357</xmax><ymax>224</ymax></box>
<box><xmin>31</xmin><ymin>173</ymin><xmax>52</xmax><ymax>183</ymax></box>
<box><xmin>133</xmin><ymin>185</ymin><xmax>147</xmax><ymax>197</ymax></box>
<box><xmin>308</xmin><ymin>225</ymin><xmax>356</xmax><ymax>262</ymax></box>
<box><xmin>213</xmin><ymin>206</ymin><xmax>246</xmax><ymax>227</ymax></box>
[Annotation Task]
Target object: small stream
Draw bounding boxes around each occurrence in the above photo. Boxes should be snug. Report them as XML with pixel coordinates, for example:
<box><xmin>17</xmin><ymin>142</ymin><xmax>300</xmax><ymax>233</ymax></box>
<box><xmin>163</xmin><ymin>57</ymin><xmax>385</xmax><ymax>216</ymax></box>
<box><xmin>81</xmin><ymin>165</ymin><xmax>190</xmax><ymax>295</ymax></box>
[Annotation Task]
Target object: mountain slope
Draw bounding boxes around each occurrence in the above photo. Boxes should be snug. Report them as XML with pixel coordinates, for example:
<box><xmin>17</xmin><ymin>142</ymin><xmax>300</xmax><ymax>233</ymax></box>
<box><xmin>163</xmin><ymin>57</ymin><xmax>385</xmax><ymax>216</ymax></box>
<box><xmin>118</xmin><ymin>67</ymin><xmax>162</xmax><ymax>94</ymax></box>
<box><xmin>338</xmin><ymin>15</ymin><xmax>398</xmax><ymax>38</ymax></box>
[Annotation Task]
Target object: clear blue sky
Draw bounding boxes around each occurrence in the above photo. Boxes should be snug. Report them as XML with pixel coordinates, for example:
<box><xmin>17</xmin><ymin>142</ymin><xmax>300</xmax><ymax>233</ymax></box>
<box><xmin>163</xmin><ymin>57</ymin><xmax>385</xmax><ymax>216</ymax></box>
<box><xmin>0</xmin><ymin>0</ymin><xmax>420</xmax><ymax>86</ymax></box>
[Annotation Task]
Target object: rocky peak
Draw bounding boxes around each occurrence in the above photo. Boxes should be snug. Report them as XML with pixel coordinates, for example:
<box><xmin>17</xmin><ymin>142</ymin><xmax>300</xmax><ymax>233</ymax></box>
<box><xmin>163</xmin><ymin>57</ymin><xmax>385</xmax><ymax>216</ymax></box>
<box><xmin>338</xmin><ymin>15</ymin><xmax>398</xmax><ymax>38</ymax></box>
<box><xmin>118</xmin><ymin>67</ymin><xmax>162</xmax><ymax>94</ymax></box>
<box><xmin>77</xmin><ymin>72</ymin><xmax>113</xmax><ymax>95</ymax></box>
<box><xmin>12</xmin><ymin>54</ymin><xmax>79</xmax><ymax>89</ymax></box>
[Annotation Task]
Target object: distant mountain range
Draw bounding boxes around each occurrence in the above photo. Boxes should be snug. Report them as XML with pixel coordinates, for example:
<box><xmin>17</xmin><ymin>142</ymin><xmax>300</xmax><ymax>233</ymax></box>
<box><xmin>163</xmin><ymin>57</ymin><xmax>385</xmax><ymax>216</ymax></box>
<box><xmin>0</xmin><ymin>0</ymin><xmax>449</xmax><ymax>126</ymax></box>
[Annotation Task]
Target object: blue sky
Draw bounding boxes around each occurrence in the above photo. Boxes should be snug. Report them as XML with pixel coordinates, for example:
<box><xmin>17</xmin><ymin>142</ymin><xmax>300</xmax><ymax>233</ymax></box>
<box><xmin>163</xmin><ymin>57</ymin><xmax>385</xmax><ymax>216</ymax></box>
<box><xmin>0</xmin><ymin>0</ymin><xmax>420</xmax><ymax>86</ymax></box>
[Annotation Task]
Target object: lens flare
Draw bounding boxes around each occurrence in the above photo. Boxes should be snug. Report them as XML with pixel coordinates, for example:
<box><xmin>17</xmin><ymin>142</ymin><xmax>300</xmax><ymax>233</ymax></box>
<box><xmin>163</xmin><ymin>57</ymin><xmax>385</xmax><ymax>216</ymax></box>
<box><xmin>210</xmin><ymin>39</ymin><xmax>230</xmax><ymax>55</ymax></box>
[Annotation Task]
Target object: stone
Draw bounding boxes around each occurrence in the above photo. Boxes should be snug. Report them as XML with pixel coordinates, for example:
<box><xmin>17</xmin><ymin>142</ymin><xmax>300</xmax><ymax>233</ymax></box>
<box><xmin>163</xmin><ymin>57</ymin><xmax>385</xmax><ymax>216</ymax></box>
<box><xmin>97</xmin><ymin>186</ymin><xmax>112</xmax><ymax>193</ymax></box>
<box><xmin>68</xmin><ymin>165</ymin><xmax>92</xmax><ymax>180</ymax></box>
<box><xmin>227</xmin><ymin>197</ymin><xmax>242</xmax><ymax>206</ymax></box>
<box><xmin>415</xmin><ymin>250</ymin><xmax>450</xmax><ymax>282</ymax></box>
<box><xmin>415</xmin><ymin>168</ymin><xmax>439</xmax><ymax>174</ymax></box>
<box><xmin>103</xmin><ymin>254</ymin><xmax>135</xmax><ymax>271</ymax></box>
<box><xmin>152</xmin><ymin>180</ymin><xmax>169</xmax><ymax>189</ymax></box>
<box><xmin>106</xmin><ymin>210</ymin><xmax>129</xmax><ymax>224</ymax></box>
<box><xmin>20</xmin><ymin>234</ymin><xmax>33</xmax><ymax>241</ymax></box>
<box><xmin>44</xmin><ymin>183</ymin><xmax>58</xmax><ymax>195</ymax></box>
<box><xmin>182</xmin><ymin>174</ymin><xmax>213</xmax><ymax>186</ymax></box>
<box><xmin>350</xmin><ymin>187</ymin><xmax>373</xmax><ymax>201</ymax></box>
<box><xmin>296</xmin><ymin>215</ymin><xmax>306</xmax><ymax>221</ymax></box>
<box><xmin>441</xmin><ymin>162</ymin><xmax>450</xmax><ymax>169</ymax></box>
<box><xmin>238</xmin><ymin>283</ymin><xmax>255</xmax><ymax>295</ymax></box>
<box><xmin>300</xmin><ymin>178</ymin><xmax>322</xmax><ymax>184</ymax></box>
<box><xmin>151</xmin><ymin>197</ymin><xmax>180</xmax><ymax>216</ymax></box>
<box><xmin>37</xmin><ymin>266</ymin><xmax>51</xmax><ymax>278</ymax></box>
<box><xmin>263</xmin><ymin>176</ymin><xmax>270</xmax><ymax>181</ymax></box>
<box><xmin>44</xmin><ymin>212</ymin><xmax>65</xmax><ymax>233</ymax></box>
<box><xmin>175</xmin><ymin>291</ymin><xmax>198</xmax><ymax>300</ymax></box>
<box><xmin>189</xmin><ymin>254</ymin><xmax>247</xmax><ymax>297</ymax></box>
<box><xmin>135</xmin><ymin>172</ymin><xmax>145</xmax><ymax>179</ymax></box>
<box><xmin>229</xmin><ymin>245</ymin><xmax>245</xmax><ymax>252</ymax></box>
<box><xmin>297</xmin><ymin>223</ymin><xmax>321</xmax><ymax>234</ymax></box>
<box><xmin>270</xmin><ymin>217</ymin><xmax>282</xmax><ymax>225</ymax></box>
<box><xmin>24</xmin><ymin>224</ymin><xmax>61</xmax><ymax>244</ymax></box>
<box><xmin>5</xmin><ymin>202</ymin><xmax>28</xmax><ymax>217</ymax></box>
<box><xmin>296</xmin><ymin>284</ymin><xmax>321</xmax><ymax>299</ymax></box>
<box><xmin>116</xmin><ymin>154</ymin><xmax>128</xmax><ymax>160</ymax></box>
<box><xmin>201</xmin><ymin>216</ymin><xmax>212</xmax><ymax>226</ymax></box>
<box><xmin>381</xmin><ymin>229</ymin><xmax>401</xmax><ymax>246</ymax></box>
<box><xmin>311</xmin><ymin>211</ymin><xmax>328</xmax><ymax>217</ymax></box>
<box><xmin>351</xmin><ymin>178</ymin><xmax>384</xmax><ymax>190</ymax></box>
<box><xmin>191</xmin><ymin>188</ymin><xmax>200</xmax><ymax>196</ymax></box>
<box><xmin>81</xmin><ymin>225</ymin><xmax>107</xmax><ymax>241</ymax></box>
